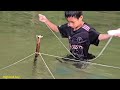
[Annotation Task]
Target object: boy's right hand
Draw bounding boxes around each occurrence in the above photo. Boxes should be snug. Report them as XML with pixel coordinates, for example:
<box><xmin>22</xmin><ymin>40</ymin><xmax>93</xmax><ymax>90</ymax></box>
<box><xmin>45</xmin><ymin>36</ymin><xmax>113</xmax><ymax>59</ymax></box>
<box><xmin>38</xmin><ymin>14</ymin><xmax>48</xmax><ymax>23</ymax></box>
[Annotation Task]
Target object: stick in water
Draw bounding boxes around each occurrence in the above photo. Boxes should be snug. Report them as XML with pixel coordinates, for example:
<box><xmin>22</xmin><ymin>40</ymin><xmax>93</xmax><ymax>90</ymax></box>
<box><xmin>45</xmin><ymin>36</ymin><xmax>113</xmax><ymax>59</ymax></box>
<box><xmin>34</xmin><ymin>35</ymin><xmax>43</xmax><ymax>61</ymax></box>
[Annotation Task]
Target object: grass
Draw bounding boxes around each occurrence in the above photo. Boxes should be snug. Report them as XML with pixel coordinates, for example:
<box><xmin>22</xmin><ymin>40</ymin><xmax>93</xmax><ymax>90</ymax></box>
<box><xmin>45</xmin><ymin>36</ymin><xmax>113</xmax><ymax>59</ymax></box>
<box><xmin>0</xmin><ymin>11</ymin><xmax>120</xmax><ymax>79</ymax></box>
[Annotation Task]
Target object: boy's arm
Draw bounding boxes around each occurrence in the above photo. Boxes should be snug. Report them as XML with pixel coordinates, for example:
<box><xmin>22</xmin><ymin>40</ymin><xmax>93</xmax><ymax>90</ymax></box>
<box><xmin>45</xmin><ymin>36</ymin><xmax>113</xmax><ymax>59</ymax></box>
<box><xmin>38</xmin><ymin>14</ymin><xmax>59</xmax><ymax>32</ymax></box>
<box><xmin>99</xmin><ymin>33</ymin><xmax>120</xmax><ymax>41</ymax></box>
<box><xmin>98</xmin><ymin>34</ymin><xmax>112</xmax><ymax>41</ymax></box>
<box><xmin>99</xmin><ymin>28</ymin><xmax>120</xmax><ymax>41</ymax></box>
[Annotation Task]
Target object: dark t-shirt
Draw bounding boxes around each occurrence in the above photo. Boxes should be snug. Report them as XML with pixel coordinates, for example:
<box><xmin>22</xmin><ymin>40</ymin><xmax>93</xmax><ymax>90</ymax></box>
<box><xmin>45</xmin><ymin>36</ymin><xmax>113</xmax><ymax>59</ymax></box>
<box><xmin>57</xmin><ymin>22</ymin><xmax>100</xmax><ymax>59</ymax></box>
<box><xmin>58</xmin><ymin>23</ymin><xmax>100</xmax><ymax>46</ymax></box>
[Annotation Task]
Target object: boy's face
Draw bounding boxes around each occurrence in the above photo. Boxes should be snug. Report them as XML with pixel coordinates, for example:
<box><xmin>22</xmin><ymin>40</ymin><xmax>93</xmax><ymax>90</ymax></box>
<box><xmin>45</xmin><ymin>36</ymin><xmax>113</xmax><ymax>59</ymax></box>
<box><xmin>66</xmin><ymin>16</ymin><xmax>83</xmax><ymax>30</ymax></box>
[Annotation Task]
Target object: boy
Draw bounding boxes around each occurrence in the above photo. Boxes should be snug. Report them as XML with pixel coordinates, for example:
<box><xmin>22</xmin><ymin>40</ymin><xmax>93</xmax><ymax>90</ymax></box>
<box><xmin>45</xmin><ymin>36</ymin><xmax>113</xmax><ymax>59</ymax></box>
<box><xmin>38</xmin><ymin>11</ymin><xmax>120</xmax><ymax>61</ymax></box>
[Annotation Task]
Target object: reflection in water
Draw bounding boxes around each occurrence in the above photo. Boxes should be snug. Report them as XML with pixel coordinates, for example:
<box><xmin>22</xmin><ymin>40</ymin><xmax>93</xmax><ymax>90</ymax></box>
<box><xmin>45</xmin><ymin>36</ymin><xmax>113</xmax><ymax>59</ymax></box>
<box><xmin>32</xmin><ymin>52</ymin><xmax>39</xmax><ymax>78</ymax></box>
<box><xmin>73</xmin><ymin>62</ymin><xmax>89</xmax><ymax>69</ymax></box>
<box><xmin>32</xmin><ymin>59</ymin><xmax>38</xmax><ymax>79</ymax></box>
<box><xmin>56</xmin><ymin>57</ymin><xmax>89</xmax><ymax>69</ymax></box>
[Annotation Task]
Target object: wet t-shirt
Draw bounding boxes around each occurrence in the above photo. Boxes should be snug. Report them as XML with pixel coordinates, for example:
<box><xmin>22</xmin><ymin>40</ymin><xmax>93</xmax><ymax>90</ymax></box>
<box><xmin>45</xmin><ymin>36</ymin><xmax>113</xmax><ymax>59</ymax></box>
<box><xmin>58</xmin><ymin>23</ymin><xmax>100</xmax><ymax>59</ymax></box>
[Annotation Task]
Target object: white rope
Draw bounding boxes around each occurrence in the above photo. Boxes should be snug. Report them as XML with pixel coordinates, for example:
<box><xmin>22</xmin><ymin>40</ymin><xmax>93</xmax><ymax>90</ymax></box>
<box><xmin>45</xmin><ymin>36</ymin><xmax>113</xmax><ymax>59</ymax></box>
<box><xmin>89</xmin><ymin>36</ymin><xmax>113</xmax><ymax>61</ymax></box>
<box><xmin>39</xmin><ymin>52</ymin><xmax>55</xmax><ymax>79</ymax></box>
<box><xmin>40</xmin><ymin>52</ymin><xmax>120</xmax><ymax>70</ymax></box>
<box><xmin>45</xmin><ymin>24</ymin><xmax>76</xmax><ymax>58</ymax></box>
<box><xmin>0</xmin><ymin>53</ymin><xmax>35</xmax><ymax>71</ymax></box>
<box><xmin>90</xmin><ymin>62</ymin><xmax>120</xmax><ymax>70</ymax></box>
<box><xmin>0</xmin><ymin>52</ymin><xmax>55</xmax><ymax>79</ymax></box>
<box><xmin>45</xmin><ymin>23</ymin><xmax>113</xmax><ymax>62</ymax></box>
<box><xmin>31</xmin><ymin>14</ymin><xmax>55</xmax><ymax>79</ymax></box>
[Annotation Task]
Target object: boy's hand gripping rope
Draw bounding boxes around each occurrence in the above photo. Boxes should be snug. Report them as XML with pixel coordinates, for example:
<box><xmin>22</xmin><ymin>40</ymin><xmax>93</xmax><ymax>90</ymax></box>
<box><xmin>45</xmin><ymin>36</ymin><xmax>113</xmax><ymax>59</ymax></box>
<box><xmin>44</xmin><ymin>22</ymin><xmax>113</xmax><ymax>62</ymax></box>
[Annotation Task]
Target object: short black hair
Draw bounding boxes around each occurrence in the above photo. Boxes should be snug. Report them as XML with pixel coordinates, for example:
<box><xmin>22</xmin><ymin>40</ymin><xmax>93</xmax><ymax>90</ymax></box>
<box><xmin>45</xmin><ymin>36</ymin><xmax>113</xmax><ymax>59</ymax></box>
<box><xmin>65</xmin><ymin>11</ymin><xmax>83</xmax><ymax>19</ymax></box>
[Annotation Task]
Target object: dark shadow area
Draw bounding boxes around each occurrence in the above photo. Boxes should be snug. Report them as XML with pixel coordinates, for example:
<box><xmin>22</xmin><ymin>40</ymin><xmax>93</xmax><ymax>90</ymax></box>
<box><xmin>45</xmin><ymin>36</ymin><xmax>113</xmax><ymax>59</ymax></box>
<box><xmin>56</xmin><ymin>54</ymin><xmax>90</xmax><ymax>69</ymax></box>
<box><xmin>32</xmin><ymin>59</ymin><xmax>38</xmax><ymax>78</ymax></box>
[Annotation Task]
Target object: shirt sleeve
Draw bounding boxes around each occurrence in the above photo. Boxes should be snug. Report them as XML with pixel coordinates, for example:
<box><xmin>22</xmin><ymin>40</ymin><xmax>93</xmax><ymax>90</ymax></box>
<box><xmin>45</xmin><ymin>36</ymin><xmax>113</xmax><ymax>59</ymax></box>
<box><xmin>89</xmin><ymin>28</ymin><xmax>100</xmax><ymax>46</ymax></box>
<box><xmin>57</xmin><ymin>24</ymin><xmax>68</xmax><ymax>38</ymax></box>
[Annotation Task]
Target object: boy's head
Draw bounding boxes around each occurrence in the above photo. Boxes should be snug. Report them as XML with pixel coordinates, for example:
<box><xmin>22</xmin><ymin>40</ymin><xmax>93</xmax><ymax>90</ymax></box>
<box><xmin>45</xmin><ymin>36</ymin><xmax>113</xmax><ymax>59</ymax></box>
<box><xmin>65</xmin><ymin>11</ymin><xmax>84</xmax><ymax>30</ymax></box>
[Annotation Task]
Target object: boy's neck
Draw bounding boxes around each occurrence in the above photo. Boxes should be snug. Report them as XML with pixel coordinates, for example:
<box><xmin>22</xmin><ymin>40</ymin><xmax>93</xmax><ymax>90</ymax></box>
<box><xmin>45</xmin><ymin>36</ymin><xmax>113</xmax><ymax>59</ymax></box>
<box><xmin>73</xmin><ymin>21</ymin><xmax>85</xmax><ymax>31</ymax></box>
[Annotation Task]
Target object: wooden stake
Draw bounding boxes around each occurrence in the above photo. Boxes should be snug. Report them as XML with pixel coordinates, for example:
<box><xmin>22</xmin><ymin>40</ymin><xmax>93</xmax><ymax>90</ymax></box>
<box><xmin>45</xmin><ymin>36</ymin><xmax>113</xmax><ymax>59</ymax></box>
<box><xmin>34</xmin><ymin>35</ymin><xmax>43</xmax><ymax>61</ymax></box>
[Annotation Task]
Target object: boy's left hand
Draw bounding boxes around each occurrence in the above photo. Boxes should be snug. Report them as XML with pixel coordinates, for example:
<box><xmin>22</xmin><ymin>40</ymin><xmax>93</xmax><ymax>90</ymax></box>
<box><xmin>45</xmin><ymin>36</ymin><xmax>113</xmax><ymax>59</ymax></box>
<box><xmin>114</xmin><ymin>28</ymin><xmax>120</xmax><ymax>37</ymax></box>
<box><xmin>114</xmin><ymin>33</ymin><xmax>120</xmax><ymax>37</ymax></box>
